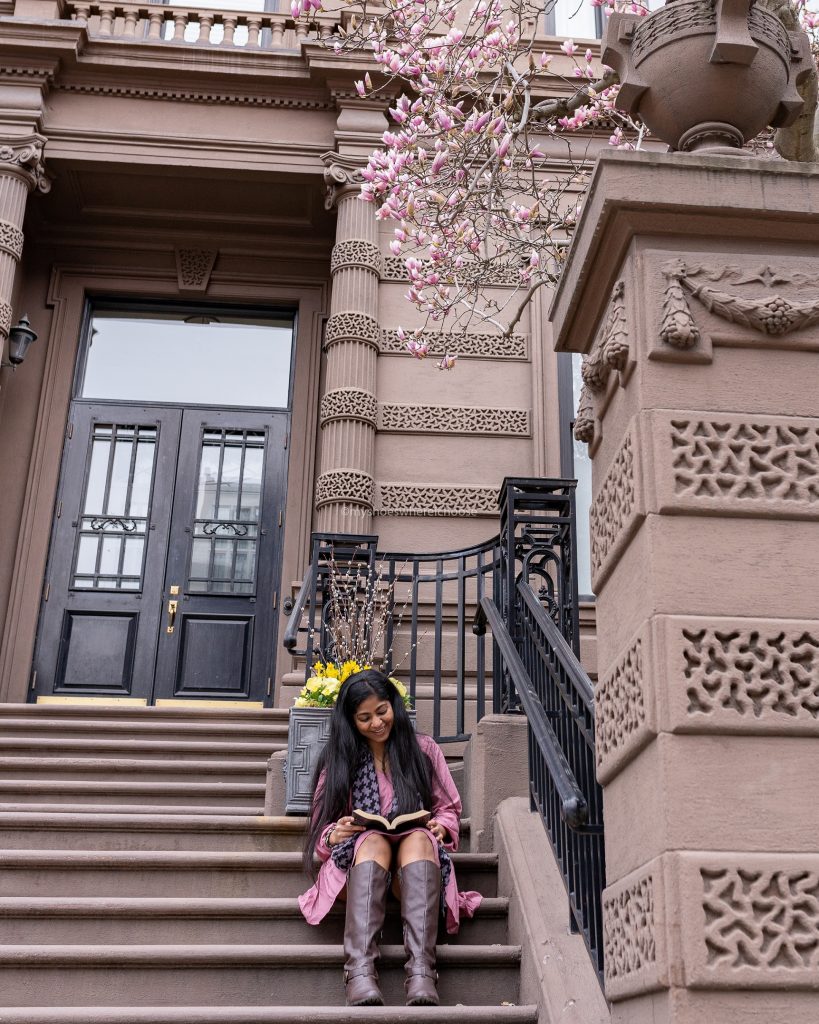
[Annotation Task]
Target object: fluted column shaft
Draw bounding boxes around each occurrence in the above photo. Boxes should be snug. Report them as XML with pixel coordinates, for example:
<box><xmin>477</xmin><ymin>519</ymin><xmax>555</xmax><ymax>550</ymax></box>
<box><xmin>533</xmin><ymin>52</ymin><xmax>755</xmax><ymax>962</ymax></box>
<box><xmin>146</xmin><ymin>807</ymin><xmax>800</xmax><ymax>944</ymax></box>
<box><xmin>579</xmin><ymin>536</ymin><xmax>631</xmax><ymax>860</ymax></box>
<box><xmin>316</xmin><ymin>176</ymin><xmax>381</xmax><ymax>534</ymax></box>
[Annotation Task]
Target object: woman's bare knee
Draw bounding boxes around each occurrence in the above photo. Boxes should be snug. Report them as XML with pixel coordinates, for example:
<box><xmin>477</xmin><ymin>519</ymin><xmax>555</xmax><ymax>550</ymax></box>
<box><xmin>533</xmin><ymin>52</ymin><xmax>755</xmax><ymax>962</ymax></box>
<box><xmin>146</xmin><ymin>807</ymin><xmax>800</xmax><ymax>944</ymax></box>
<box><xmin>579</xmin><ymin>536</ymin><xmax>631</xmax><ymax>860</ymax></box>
<box><xmin>396</xmin><ymin>829</ymin><xmax>436</xmax><ymax>866</ymax></box>
<box><xmin>353</xmin><ymin>833</ymin><xmax>392</xmax><ymax>868</ymax></box>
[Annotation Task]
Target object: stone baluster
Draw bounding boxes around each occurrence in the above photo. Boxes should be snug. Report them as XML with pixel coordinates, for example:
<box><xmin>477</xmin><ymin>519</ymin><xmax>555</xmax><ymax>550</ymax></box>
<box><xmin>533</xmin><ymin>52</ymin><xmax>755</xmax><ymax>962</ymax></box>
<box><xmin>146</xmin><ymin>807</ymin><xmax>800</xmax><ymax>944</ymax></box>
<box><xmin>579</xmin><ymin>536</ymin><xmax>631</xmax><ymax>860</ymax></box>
<box><xmin>147</xmin><ymin>10</ymin><xmax>164</xmax><ymax>38</ymax></box>
<box><xmin>172</xmin><ymin>11</ymin><xmax>186</xmax><ymax>41</ymax></box>
<box><xmin>223</xmin><ymin>16</ymin><xmax>236</xmax><ymax>46</ymax></box>
<box><xmin>315</xmin><ymin>155</ymin><xmax>381</xmax><ymax>534</ymax></box>
<box><xmin>0</xmin><ymin>135</ymin><xmax>49</xmax><ymax>359</ymax></box>
<box><xmin>98</xmin><ymin>3</ymin><xmax>114</xmax><ymax>35</ymax></box>
<box><xmin>122</xmin><ymin>8</ymin><xmax>138</xmax><ymax>37</ymax></box>
<box><xmin>270</xmin><ymin>18</ymin><xmax>284</xmax><ymax>47</ymax></box>
<box><xmin>198</xmin><ymin>14</ymin><xmax>213</xmax><ymax>43</ymax></box>
<box><xmin>551</xmin><ymin>150</ymin><xmax>819</xmax><ymax>1024</ymax></box>
<box><xmin>247</xmin><ymin>17</ymin><xmax>261</xmax><ymax>46</ymax></box>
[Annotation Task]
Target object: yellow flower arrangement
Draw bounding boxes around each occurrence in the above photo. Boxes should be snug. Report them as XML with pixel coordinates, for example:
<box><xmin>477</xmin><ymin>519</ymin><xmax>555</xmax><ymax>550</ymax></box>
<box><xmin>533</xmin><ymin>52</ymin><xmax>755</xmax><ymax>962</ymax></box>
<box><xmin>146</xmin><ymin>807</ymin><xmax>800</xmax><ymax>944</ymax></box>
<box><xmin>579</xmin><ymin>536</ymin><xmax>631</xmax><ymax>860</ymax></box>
<box><xmin>293</xmin><ymin>660</ymin><xmax>412</xmax><ymax>709</ymax></box>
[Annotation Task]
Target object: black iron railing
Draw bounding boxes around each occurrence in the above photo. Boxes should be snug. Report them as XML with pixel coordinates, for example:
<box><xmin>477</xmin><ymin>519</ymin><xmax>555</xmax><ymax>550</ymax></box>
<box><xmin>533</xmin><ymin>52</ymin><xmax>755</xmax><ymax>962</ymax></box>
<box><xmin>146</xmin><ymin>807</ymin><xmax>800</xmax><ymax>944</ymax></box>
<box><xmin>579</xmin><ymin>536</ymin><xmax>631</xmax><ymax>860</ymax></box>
<box><xmin>283</xmin><ymin>531</ymin><xmax>500</xmax><ymax>744</ymax></box>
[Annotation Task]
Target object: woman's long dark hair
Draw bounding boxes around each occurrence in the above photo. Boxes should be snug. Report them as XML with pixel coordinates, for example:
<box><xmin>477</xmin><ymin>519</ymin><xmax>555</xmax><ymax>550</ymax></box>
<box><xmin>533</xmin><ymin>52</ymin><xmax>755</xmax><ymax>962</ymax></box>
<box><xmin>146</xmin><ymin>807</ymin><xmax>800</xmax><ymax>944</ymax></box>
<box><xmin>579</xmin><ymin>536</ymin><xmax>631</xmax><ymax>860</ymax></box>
<box><xmin>302</xmin><ymin>669</ymin><xmax>433</xmax><ymax>877</ymax></box>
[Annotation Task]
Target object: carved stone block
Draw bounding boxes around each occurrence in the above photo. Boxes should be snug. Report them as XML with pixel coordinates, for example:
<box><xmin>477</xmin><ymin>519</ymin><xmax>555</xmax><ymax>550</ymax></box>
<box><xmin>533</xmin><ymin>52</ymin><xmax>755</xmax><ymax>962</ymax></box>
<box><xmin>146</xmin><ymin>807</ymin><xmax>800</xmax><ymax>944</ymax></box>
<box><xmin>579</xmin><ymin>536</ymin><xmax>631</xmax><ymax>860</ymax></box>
<box><xmin>590</xmin><ymin>424</ymin><xmax>645</xmax><ymax>590</ymax></box>
<box><xmin>596</xmin><ymin>626</ymin><xmax>656</xmax><ymax>784</ymax></box>
<box><xmin>378</xmin><ymin>403</ymin><xmax>530</xmax><ymax>436</ymax></box>
<box><xmin>379</xmin><ymin>329</ymin><xmax>528</xmax><ymax>360</ymax></box>
<box><xmin>649</xmin><ymin>410</ymin><xmax>819</xmax><ymax>518</ymax></box>
<box><xmin>603</xmin><ymin>859</ymin><xmax>666</xmax><ymax>1001</ymax></box>
<box><xmin>659</xmin><ymin>615</ymin><xmax>819</xmax><ymax>735</ymax></box>
<box><xmin>285</xmin><ymin>707</ymin><xmax>331</xmax><ymax>814</ymax></box>
<box><xmin>175</xmin><ymin>248</ymin><xmax>217</xmax><ymax>292</ymax></box>
<box><xmin>319</xmin><ymin>388</ymin><xmax>377</xmax><ymax>426</ymax></box>
<box><xmin>315</xmin><ymin>469</ymin><xmax>374</xmax><ymax>510</ymax></box>
<box><xmin>375</xmin><ymin>483</ymin><xmax>498</xmax><ymax>517</ymax></box>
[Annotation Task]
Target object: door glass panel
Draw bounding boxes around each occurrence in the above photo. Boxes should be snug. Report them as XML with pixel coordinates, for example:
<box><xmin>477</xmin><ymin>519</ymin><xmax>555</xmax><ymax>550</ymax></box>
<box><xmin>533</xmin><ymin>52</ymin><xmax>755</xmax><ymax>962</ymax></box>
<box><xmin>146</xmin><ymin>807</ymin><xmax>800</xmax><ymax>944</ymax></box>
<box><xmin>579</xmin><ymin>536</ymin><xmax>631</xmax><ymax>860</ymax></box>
<box><xmin>72</xmin><ymin>424</ymin><xmax>158</xmax><ymax>590</ymax></box>
<box><xmin>188</xmin><ymin>428</ymin><xmax>264</xmax><ymax>595</ymax></box>
<box><xmin>81</xmin><ymin>310</ymin><xmax>294</xmax><ymax>408</ymax></box>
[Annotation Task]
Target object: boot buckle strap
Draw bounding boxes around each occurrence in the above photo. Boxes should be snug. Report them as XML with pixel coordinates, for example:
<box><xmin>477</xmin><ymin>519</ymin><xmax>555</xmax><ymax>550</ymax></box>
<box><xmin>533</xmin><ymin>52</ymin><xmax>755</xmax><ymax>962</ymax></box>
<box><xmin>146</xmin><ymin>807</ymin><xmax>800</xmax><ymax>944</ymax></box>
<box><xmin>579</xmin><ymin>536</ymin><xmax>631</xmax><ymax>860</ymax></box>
<box><xmin>405</xmin><ymin>967</ymin><xmax>438</xmax><ymax>981</ymax></box>
<box><xmin>345</xmin><ymin>967</ymin><xmax>379</xmax><ymax>983</ymax></box>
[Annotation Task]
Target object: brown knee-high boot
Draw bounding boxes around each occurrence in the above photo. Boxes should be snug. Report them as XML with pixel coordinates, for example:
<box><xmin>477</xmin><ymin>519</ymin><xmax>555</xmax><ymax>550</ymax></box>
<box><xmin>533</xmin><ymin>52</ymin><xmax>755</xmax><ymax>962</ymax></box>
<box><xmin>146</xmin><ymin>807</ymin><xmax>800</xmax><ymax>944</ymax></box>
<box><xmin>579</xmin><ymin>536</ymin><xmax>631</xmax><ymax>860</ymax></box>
<box><xmin>343</xmin><ymin>860</ymin><xmax>389</xmax><ymax>1006</ymax></box>
<box><xmin>399</xmin><ymin>859</ymin><xmax>441</xmax><ymax>1006</ymax></box>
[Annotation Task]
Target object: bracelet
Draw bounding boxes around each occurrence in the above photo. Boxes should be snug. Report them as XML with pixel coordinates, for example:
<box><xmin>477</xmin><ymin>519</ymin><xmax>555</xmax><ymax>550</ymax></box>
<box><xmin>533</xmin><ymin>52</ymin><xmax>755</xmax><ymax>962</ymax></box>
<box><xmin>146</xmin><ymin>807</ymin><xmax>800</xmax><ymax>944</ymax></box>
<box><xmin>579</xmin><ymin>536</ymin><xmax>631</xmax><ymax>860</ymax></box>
<box><xmin>323</xmin><ymin>825</ymin><xmax>336</xmax><ymax>850</ymax></box>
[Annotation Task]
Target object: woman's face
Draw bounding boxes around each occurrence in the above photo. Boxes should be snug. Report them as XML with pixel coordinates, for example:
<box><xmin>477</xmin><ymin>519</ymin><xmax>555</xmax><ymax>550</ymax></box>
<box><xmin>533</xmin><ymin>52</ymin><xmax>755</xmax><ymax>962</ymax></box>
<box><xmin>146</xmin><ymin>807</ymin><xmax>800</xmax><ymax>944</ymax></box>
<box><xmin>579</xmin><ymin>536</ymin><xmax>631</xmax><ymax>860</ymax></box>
<box><xmin>352</xmin><ymin>692</ymin><xmax>394</xmax><ymax>746</ymax></box>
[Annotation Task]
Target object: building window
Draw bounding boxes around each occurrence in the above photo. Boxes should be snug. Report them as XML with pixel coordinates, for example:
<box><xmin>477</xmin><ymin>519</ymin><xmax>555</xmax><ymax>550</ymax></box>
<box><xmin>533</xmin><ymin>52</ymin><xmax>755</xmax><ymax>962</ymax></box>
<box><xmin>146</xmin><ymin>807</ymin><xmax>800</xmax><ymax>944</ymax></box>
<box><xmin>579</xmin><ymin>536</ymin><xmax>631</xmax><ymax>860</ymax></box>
<box><xmin>558</xmin><ymin>352</ymin><xmax>593</xmax><ymax>599</ymax></box>
<box><xmin>546</xmin><ymin>0</ymin><xmax>603</xmax><ymax>39</ymax></box>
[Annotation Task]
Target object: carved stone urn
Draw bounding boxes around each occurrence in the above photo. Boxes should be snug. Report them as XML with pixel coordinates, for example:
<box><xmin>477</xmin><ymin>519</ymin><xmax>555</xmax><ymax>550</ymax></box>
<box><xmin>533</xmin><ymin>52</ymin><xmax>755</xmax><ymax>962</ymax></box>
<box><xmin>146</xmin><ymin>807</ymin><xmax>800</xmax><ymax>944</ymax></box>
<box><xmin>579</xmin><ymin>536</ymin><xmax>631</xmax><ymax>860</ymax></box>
<box><xmin>603</xmin><ymin>0</ymin><xmax>814</xmax><ymax>152</ymax></box>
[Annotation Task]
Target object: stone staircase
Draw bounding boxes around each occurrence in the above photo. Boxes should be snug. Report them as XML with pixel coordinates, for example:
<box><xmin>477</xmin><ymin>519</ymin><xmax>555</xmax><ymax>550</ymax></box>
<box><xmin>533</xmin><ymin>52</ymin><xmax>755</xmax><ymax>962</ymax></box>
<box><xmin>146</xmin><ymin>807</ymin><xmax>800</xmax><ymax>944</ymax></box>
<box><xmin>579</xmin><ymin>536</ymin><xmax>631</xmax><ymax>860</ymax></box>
<box><xmin>0</xmin><ymin>703</ymin><xmax>539</xmax><ymax>1024</ymax></box>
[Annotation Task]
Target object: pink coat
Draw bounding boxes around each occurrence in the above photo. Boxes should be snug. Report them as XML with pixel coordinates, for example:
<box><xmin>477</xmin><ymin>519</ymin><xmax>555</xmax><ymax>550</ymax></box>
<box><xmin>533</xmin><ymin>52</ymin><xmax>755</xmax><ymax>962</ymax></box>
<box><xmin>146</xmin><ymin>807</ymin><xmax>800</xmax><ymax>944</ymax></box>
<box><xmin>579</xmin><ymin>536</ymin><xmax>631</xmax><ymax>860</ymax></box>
<box><xmin>298</xmin><ymin>733</ymin><xmax>482</xmax><ymax>934</ymax></box>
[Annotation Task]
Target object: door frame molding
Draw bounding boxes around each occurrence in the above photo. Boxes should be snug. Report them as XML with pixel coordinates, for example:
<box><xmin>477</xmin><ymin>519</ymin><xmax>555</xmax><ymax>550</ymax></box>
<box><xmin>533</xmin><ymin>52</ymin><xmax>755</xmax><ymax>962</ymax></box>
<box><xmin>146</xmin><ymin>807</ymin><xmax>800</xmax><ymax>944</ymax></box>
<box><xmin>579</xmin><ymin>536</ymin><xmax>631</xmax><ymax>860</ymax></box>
<box><xmin>0</xmin><ymin>264</ymin><xmax>327</xmax><ymax>703</ymax></box>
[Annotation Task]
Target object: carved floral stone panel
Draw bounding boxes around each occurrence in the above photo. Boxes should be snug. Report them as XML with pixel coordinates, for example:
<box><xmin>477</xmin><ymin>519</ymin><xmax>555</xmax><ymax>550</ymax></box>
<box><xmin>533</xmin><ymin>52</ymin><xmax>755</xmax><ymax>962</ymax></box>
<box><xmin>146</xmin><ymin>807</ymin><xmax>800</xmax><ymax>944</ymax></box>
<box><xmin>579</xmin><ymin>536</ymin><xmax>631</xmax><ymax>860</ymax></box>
<box><xmin>659</xmin><ymin>616</ymin><xmax>819</xmax><ymax>735</ymax></box>
<box><xmin>380</xmin><ymin>329</ymin><xmax>528</xmax><ymax>360</ymax></box>
<box><xmin>589</xmin><ymin>427</ymin><xmax>643</xmax><ymax>589</ymax></box>
<box><xmin>603</xmin><ymin>867</ymin><xmax>662</xmax><ymax>1000</ymax></box>
<box><xmin>596</xmin><ymin>630</ymin><xmax>655</xmax><ymax>784</ymax></box>
<box><xmin>315</xmin><ymin>469</ymin><xmax>374</xmax><ymax>510</ymax></box>
<box><xmin>650</xmin><ymin>411</ymin><xmax>819</xmax><ymax>518</ymax></box>
<box><xmin>375</xmin><ymin>483</ymin><xmax>497</xmax><ymax>517</ymax></box>
<box><xmin>649</xmin><ymin>256</ymin><xmax>819</xmax><ymax>363</ymax></box>
<box><xmin>378</xmin><ymin>403</ymin><xmax>530</xmax><ymax>436</ymax></box>
<box><xmin>175</xmin><ymin>248</ymin><xmax>217</xmax><ymax>292</ymax></box>
<box><xmin>677</xmin><ymin>853</ymin><xmax>819</xmax><ymax>989</ymax></box>
<box><xmin>320</xmin><ymin>388</ymin><xmax>377</xmax><ymax>426</ymax></box>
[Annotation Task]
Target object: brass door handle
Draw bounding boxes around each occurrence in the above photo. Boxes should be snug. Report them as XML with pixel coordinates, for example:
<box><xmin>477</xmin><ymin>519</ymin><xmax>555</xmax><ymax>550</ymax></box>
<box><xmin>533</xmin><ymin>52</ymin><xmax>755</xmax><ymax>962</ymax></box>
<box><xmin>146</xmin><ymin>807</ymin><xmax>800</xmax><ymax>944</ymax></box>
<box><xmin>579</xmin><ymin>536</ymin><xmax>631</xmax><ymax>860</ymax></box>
<box><xmin>166</xmin><ymin>599</ymin><xmax>178</xmax><ymax>634</ymax></box>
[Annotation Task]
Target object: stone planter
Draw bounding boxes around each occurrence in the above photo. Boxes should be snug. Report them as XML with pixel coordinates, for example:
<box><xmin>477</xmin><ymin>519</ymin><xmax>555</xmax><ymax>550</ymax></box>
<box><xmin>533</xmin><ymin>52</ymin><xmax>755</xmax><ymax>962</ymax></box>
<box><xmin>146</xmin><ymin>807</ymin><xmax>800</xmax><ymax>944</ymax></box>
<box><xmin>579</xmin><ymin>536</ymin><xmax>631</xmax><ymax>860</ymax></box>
<box><xmin>285</xmin><ymin>705</ymin><xmax>416</xmax><ymax>815</ymax></box>
<box><xmin>603</xmin><ymin>0</ymin><xmax>812</xmax><ymax>152</ymax></box>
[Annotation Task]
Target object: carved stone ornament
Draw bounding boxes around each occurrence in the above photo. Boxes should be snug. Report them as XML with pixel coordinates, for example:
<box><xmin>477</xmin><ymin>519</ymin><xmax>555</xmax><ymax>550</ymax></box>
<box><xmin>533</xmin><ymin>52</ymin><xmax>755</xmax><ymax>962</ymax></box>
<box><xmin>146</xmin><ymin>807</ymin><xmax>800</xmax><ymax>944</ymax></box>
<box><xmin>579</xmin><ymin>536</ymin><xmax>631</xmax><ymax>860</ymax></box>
<box><xmin>701</xmin><ymin>865</ymin><xmax>819</xmax><ymax>975</ymax></box>
<box><xmin>684</xmin><ymin>625</ymin><xmax>819</xmax><ymax>722</ymax></box>
<box><xmin>603</xmin><ymin>872</ymin><xmax>657</xmax><ymax>989</ymax></box>
<box><xmin>379</xmin><ymin>403</ymin><xmax>530</xmax><ymax>436</ymax></box>
<box><xmin>376</xmin><ymin>483</ymin><xmax>497</xmax><ymax>517</ymax></box>
<box><xmin>576</xmin><ymin>279</ymin><xmax>632</xmax><ymax>448</ymax></box>
<box><xmin>589</xmin><ymin>430</ymin><xmax>639</xmax><ymax>587</ymax></box>
<box><xmin>319</xmin><ymin>387</ymin><xmax>378</xmax><ymax>426</ymax></box>
<box><xmin>321</xmin><ymin>152</ymin><xmax>366</xmax><ymax>210</ymax></box>
<box><xmin>315</xmin><ymin>468</ymin><xmax>374</xmax><ymax>510</ymax></box>
<box><xmin>0</xmin><ymin>300</ymin><xmax>12</xmax><ymax>339</ymax></box>
<box><xmin>330</xmin><ymin>239</ymin><xmax>381</xmax><ymax>276</ymax></box>
<box><xmin>595</xmin><ymin>636</ymin><xmax>646</xmax><ymax>777</ymax></box>
<box><xmin>381</xmin><ymin>255</ymin><xmax>521</xmax><ymax>287</ymax></box>
<box><xmin>380</xmin><ymin>329</ymin><xmax>528</xmax><ymax>360</ymax></box>
<box><xmin>175</xmin><ymin>248</ymin><xmax>217</xmax><ymax>292</ymax></box>
<box><xmin>325</xmin><ymin>312</ymin><xmax>380</xmax><ymax>349</ymax></box>
<box><xmin>0</xmin><ymin>220</ymin><xmax>24</xmax><ymax>261</ymax></box>
<box><xmin>659</xmin><ymin>259</ymin><xmax>819</xmax><ymax>356</ymax></box>
<box><xmin>0</xmin><ymin>134</ymin><xmax>51</xmax><ymax>194</ymax></box>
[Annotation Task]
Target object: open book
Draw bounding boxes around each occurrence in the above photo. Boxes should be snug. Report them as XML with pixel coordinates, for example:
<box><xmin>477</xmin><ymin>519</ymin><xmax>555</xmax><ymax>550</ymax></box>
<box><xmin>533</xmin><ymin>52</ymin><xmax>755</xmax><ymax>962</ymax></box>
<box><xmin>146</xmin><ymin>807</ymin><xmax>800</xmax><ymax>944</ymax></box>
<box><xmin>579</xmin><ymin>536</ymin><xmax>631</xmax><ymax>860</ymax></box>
<box><xmin>351</xmin><ymin>808</ymin><xmax>431</xmax><ymax>834</ymax></box>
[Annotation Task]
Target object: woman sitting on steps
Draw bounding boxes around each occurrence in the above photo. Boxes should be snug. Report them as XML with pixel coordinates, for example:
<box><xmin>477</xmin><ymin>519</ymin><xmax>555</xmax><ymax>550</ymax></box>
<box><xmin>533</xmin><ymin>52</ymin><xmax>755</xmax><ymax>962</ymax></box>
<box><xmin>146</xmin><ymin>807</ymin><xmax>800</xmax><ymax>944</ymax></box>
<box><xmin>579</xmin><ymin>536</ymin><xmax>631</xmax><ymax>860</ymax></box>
<box><xmin>299</xmin><ymin>668</ymin><xmax>481</xmax><ymax>1006</ymax></box>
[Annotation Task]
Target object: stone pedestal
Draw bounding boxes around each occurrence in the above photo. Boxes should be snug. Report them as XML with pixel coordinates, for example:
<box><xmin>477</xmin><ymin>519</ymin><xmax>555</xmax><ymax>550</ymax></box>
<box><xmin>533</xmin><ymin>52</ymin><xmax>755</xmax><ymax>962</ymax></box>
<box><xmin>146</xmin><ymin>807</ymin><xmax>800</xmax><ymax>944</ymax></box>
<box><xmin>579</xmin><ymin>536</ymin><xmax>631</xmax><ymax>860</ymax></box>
<box><xmin>550</xmin><ymin>151</ymin><xmax>819</xmax><ymax>1024</ymax></box>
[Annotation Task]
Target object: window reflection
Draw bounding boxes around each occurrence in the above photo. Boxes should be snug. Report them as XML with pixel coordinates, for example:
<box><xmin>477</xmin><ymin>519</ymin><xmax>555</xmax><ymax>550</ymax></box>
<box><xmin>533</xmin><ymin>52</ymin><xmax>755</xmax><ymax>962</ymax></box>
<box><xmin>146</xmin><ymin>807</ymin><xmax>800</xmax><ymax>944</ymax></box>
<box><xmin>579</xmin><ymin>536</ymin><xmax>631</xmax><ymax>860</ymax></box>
<box><xmin>571</xmin><ymin>354</ymin><xmax>594</xmax><ymax>598</ymax></box>
<box><xmin>82</xmin><ymin>309</ymin><xmax>294</xmax><ymax>408</ymax></box>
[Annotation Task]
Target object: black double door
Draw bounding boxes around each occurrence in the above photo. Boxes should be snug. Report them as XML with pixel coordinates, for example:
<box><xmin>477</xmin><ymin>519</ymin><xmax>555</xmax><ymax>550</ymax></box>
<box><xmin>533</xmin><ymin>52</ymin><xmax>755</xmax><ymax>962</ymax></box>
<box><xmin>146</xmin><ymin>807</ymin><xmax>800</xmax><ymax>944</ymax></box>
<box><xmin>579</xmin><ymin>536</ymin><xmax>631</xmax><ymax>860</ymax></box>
<box><xmin>33</xmin><ymin>402</ymin><xmax>287</xmax><ymax>704</ymax></box>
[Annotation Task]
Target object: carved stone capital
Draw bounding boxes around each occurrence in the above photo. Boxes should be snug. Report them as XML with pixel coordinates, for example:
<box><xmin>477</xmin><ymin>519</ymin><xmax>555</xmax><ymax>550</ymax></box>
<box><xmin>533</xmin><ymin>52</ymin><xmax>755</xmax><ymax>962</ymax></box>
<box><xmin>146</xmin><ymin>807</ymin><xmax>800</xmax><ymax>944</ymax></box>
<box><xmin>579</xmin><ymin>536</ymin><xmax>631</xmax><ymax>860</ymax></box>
<box><xmin>0</xmin><ymin>133</ymin><xmax>51</xmax><ymax>194</ymax></box>
<box><xmin>321</xmin><ymin>151</ymin><xmax>366</xmax><ymax>209</ymax></box>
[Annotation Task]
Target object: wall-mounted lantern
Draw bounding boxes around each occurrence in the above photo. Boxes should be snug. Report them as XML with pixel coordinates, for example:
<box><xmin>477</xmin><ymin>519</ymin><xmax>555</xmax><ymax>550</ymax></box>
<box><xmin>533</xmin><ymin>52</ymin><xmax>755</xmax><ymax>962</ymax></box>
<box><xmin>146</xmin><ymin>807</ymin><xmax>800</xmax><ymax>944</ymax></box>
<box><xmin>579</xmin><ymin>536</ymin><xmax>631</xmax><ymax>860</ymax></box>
<box><xmin>2</xmin><ymin>315</ymin><xmax>37</xmax><ymax>368</ymax></box>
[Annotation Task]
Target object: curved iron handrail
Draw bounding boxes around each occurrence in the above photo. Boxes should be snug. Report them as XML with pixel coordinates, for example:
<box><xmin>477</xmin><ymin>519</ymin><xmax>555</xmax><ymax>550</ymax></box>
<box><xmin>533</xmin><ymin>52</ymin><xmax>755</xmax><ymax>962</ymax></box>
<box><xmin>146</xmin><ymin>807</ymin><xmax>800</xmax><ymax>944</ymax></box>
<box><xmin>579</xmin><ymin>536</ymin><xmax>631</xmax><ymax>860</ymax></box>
<box><xmin>479</xmin><ymin>595</ymin><xmax>589</xmax><ymax>830</ymax></box>
<box><xmin>282</xmin><ymin>569</ymin><xmax>311</xmax><ymax>654</ymax></box>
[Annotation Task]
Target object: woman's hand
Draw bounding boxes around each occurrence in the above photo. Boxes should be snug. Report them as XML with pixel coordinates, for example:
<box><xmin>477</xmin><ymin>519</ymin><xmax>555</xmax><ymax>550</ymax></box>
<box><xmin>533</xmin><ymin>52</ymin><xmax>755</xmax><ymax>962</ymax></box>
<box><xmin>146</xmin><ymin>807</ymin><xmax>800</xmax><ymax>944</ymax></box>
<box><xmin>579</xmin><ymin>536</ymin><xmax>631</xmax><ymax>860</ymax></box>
<box><xmin>327</xmin><ymin>816</ymin><xmax>365</xmax><ymax>847</ymax></box>
<box><xmin>427</xmin><ymin>818</ymin><xmax>448</xmax><ymax>843</ymax></box>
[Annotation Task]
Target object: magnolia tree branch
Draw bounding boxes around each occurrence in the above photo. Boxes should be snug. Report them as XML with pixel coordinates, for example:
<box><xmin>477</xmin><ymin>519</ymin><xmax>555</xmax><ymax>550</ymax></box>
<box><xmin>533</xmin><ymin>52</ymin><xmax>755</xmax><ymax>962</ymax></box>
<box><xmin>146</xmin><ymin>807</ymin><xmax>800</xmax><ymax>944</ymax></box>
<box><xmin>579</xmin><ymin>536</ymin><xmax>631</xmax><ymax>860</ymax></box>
<box><xmin>291</xmin><ymin>0</ymin><xmax>819</xmax><ymax>354</ymax></box>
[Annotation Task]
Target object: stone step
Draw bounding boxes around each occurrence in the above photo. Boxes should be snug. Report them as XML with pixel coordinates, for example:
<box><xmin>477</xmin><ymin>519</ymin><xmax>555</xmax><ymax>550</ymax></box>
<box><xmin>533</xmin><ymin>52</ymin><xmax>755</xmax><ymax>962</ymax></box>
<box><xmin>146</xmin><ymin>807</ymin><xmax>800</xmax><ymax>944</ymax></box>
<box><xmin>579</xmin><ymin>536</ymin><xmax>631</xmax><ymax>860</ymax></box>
<box><xmin>0</xmin><ymin>812</ymin><xmax>470</xmax><ymax>853</ymax></box>
<box><xmin>0</xmin><ymin>780</ymin><xmax>266</xmax><ymax>810</ymax></box>
<box><xmin>0</xmin><ymin>737</ymin><xmax>285</xmax><ymax>762</ymax></box>
<box><xmin>0</xmin><ymin>1006</ymin><xmax>538</xmax><ymax>1023</ymax></box>
<box><xmin>0</xmin><ymin>705</ymin><xmax>290</xmax><ymax>724</ymax></box>
<box><xmin>0</xmin><ymin>944</ymin><xmax>521</xmax><ymax>1006</ymax></box>
<box><xmin>0</xmin><ymin>757</ymin><xmax>268</xmax><ymax>785</ymax></box>
<box><xmin>0</xmin><ymin>850</ymin><xmax>499</xmax><ymax>898</ymax></box>
<box><xmin>0</xmin><ymin>714</ymin><xmax>288</xmax><ymax>746</ymax></box>
<box><xmin>0</xmin><ymin>896</ymin><xmax>509</xmax><ymax>945</ymax></box>
<box><xmin>0</xmin><ymin>801</ymin><xmax>266</xmax><ymax>816</ymax></box>
<box><xmin>0</xmin><ymin>813</ymin><xmax>304</xmax><ymax>853</ymax></box>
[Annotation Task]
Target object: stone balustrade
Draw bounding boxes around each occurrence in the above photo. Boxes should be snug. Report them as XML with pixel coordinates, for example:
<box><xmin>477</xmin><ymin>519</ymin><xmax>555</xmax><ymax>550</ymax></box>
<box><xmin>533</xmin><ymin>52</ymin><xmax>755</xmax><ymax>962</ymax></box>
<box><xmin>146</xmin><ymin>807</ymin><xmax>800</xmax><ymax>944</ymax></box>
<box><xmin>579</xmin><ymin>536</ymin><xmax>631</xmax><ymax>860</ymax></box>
<box><xmin>65</xmin><ymin>0</ymin><xmax>341</xmax><ymax>49</ymax></box>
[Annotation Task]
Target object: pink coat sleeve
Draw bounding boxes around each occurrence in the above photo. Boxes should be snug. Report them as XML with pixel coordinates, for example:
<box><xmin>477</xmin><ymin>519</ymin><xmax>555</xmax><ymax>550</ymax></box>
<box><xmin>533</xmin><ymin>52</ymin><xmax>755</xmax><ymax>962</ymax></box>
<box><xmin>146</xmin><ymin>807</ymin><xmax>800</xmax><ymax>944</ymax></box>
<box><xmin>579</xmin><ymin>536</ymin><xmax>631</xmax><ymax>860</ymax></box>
<box><xmin>419</xmin><ymin>734</ymin><xmax>462</xmax><ymax>852</ymax></box>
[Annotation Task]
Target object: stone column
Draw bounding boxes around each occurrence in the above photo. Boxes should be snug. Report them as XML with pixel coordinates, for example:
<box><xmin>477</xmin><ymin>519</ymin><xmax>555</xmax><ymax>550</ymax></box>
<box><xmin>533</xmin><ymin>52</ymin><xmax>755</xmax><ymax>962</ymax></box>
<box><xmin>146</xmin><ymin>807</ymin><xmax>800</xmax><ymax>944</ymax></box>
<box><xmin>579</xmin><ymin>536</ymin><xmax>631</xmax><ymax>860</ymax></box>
<box><xmin>316</xmin><ymin>153</ymin><xmax>380</xmax><ymax>533</ymax></box>
<box><xmin>0</xmin><ymin>134</ymin><xmax>48</xmax><ymax>356</ymax></box>
<box><xmin>551</xmin><ymin>151</ymin><xmax>819</xmax><ymax>1024</ymax></box>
